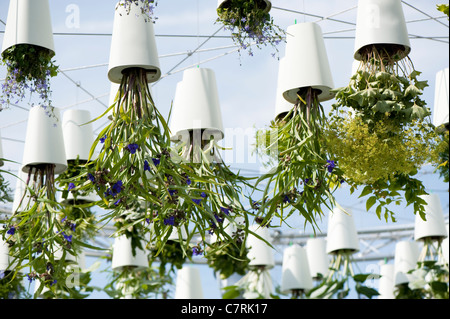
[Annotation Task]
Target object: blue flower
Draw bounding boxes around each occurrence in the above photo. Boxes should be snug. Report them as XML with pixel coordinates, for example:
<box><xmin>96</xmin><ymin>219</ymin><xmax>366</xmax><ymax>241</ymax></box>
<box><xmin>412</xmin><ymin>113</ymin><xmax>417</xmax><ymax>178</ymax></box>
<box><xmin>152</xmin><ymin>158</ymin><xmax>160</xmax><ymax>166</ymax></box>
<box><xmin>100</xmin><ymin>135</ymin><xmax>106</xmax><ymax>143</ymax></box>
<box><xmin>114</xmin><ymin>198</ymin><xmax>121</xmax><ymax>206</ymax></box>
<box><xmin>69</xmin><ymin>223</ymin><xmax>76</xmax><ymax>232</ymax></box>
<box><xmin>200</xmin><ymin>192</ymin><xmax>207</xmax><ymax>198</ymax></box>
<box><xmin>283</xmin><ymin>195</ymin><xmax>291</xmax><ymax>203</ymax></box>
<box><xmin>68</xmin><ymin>183</ymin><xmax>75</xmax><ymax>191</ymax></box>
<box><xmin>169</xmin><ymin>189</ymin><xmax>177</xmax><ymax>196</ymax></box>
<box><xmin>326</xmin><ymin>160</ymin><xmax>336</xmax><ymax>173</ymax></box>
<box><xmin>111</xmin><ymin>180</ymin><xmax>123</xmax><ymax>195</ymax></box>
<box><xmin>192</xmin><ymin>198</ymin><xmax>202</xmax><ymax>205</ymax></box>
<box><xmin>214</xmin><ymin>214</ymin><xmax>224</xmax><ymax>223</ymax></box>
<box><xmin>88</xmin><ymin>173</ymin><xmax>95</xmax><ymax>183</ymax></box>
<box><xmin>126</xmin><ymin>143</ymin><xmax>140</xmax><ymax>154</ymax></box>
<box><xmin>51</xmin><ymin>279</ymin><xmax>57</xmax><ymax>286</ymax></box>
<box><xmin>220</xmin><ymin>207</ymin><xmax>230</xmax><ymax>215</ymax></box>
<box><xmin>26</xmin><ymin>274</ymin><xmax>35</xmax><ymax>283</ymax></box>
<box><xmin>144</xmin><ymin>160</ymin><xmax>150</xmax><ymax>172</ymax></box>
<box><xmin>61</xmin><ymin>217</ymin><xmax>67</xmax><ymax>223</ymax></box>
<box><xmin>192</xmin><ymin>247</ymin><xmax>202</xmax><ymax>256</ymax></box>
<box><xmin>62</xmin><ymin>232</ymin><xmax>72</xmax><ymax>243</ymax></box>
<box><xmin>185</xmin><ymin>176</ymin><xmax>192</xmax><ymax>185</ymax></box>
<box><xmin>164</xmin><ymin>216</ymin><xmax>175</xmax><ymax>226</ymax></box>
<box><xmin>6</xmin><ymin>226</ymin><xmax>15</xmax><ymax>236</ymax></box>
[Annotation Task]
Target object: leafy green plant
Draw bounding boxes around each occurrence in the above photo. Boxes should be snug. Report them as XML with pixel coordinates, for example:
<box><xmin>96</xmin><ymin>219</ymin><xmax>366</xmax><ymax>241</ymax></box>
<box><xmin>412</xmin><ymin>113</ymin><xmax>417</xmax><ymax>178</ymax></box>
<box><xmin>327</xmin><ymin>44</ymin><xmax>438</xmax><ymax>221</ymax></box>
<box><xmin>216</xmin><ymin>0</ymin><xmax>285</xmax><ymax>57</ymax></box>
<box><xmin>0</xmin><ymin>270</ymin><xmax>31</xmax><ymax>299</ymax></box>
<box><xmin>253</xmin><ymin>87</ymin><xmax>344</xmax><ymax>230</ymax></box>
<box><xmin>437</xmin><ymin>4</ymin><xmax>449</xmax><ymax>18</ymax></box>
<box><xmin>1</xmin><ymin>44</ymin><xmax>58</xmax><ymax>111</ymax></box>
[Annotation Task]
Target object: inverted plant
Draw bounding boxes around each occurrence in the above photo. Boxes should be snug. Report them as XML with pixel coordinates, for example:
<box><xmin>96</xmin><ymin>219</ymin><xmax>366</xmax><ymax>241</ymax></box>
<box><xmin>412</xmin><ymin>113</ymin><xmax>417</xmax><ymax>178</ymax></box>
<box><xmin>216</xmin><ymin>0</ymin><xmax>284</xmax><ymax>58</ymax></box>
<box><xmin>327</xmin><ymin>45</ymin><xmax>440</xmax><ymax>221</ymax></box>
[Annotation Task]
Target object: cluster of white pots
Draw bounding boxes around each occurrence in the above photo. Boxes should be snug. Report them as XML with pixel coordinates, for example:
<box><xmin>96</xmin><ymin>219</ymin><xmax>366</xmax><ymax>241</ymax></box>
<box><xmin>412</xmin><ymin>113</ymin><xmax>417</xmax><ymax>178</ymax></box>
<box><xmin>432</xmin><ymin>67</ymin><xmax>449</xmax><ymax>129</ymax></box>
<box><xmin>353</xmin><ymin>0</ymin><xmax>411</xmax><ymax>61</ymax></box>
<box><xmin>275</xmin><ymin>22</ymin><xmax>334</xmax><ymax>118</ymax></box>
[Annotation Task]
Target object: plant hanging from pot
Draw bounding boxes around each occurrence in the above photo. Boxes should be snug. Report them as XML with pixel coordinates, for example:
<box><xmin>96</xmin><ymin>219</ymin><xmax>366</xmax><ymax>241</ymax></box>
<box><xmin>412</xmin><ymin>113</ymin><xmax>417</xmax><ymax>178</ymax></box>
<box><xmin>216</xmin><ymin>0</ymin><xmax>285</xmax><ymax>57</ymax></box>
<box><xmin>117</xmin><ymin>0</ymin><xmax>158</xmax><ymax>23</ymax></box>
<box><xmin>0</xmin><ymin>0</ymin><xmax>58</xmax><ymax>112</ymax></box>
<box><xmin>326</xmin><ymin>45</ymin><xmax>440</xmax><ymax>222</ymax></box>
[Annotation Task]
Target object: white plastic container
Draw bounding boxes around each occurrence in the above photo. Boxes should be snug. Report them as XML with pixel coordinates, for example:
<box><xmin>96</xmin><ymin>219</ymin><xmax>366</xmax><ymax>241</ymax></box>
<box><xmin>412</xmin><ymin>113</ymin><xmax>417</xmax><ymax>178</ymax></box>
<box><xmin>280</xmin><ymin>244</ymin><xmax>313</xmax><ymax>293</ymax></box>
<box><xmin>217</xmin><ymin>0</ymin><xmax>272</xmax><ymax>13</ymax></box>
<box><xmin>175</xmin><ymin>266</ymin><xmax>204</xmax><ymax>299</ymax></box>
<box><xmin>111</xmin><ymin>235</ymin><xmax>148</xmax><ymax>271</ymax></box>
<box><xmin>62</xmin><ymin>110</ymin><xmax>94</xmax><ymax>162</ymax></box>
<box><xmin>274</xmin><ymin>57</ymin><xmax>294</xmax><ymax>120</ymax></box>
<box><xmin>21</xmin><ymin>106</ymin><xmax>67</xmax><ymax>174</ymax></box>
<box><xmin>282</xmin><ymin>22</ymin><xmax>335</xmax><ymax>104</ymax></box>
<box><xmin>432</xmin><ymin>68</ymin><xmax>449</xmax><ymax>129</ymax></box>
<box><xmin>169</xmin><ymin>68</ymin><xmax>224</xmax><ymax>142</ymax></box>
<box><xmin>1</xmin><ymin>0</ymin><xmax>55</xmax><ymax>55</ymax></box>
<box><xmin>354</xmin><ymin>0</ymin><xmax>411</xmax><ymax>60</ymax></box>
<box><xmin>0</xmin><ymin>237</ymin><xmax>11</xmax><ymax>271</ymax></box>
<box><xmin>246</xmin><ymin>225</ymin><xmax>274</xmax><ymax>269</ymax></box>
<box><xmin>414</xmin><ymin>194</ymin><xmax>448</xmax><ymax>241</ymax></box>
<box><xmin>108</xmin><ymin>1</ymin><xmax>161</xmax><ymax>83</ymax></box>
<box><xmin>326</xmin><ymin>207</ymin><xmax>360</xmax><ymax>255</ymax></box>
<box><xmin>306</xmin><ymin>237</ymin><xmax>329</xmax><ymax>279</ymax></box>
<box><xmin>378</xmin><ymin>263</ymin><xmax>395</xmax><ymax>299</ymax></box>
<box><xmin>394</xmin><ymin>241</ymin><xmax>419</xmax><ymax>286</ymax></box>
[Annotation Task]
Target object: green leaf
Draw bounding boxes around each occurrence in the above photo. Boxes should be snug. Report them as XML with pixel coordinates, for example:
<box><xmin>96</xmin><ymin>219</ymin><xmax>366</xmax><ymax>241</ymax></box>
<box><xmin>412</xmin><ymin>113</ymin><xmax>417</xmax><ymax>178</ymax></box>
<box><xmin>366</xmin><ymin>196</ymin><xmax>377</xmax><ymax>211</ymax></box>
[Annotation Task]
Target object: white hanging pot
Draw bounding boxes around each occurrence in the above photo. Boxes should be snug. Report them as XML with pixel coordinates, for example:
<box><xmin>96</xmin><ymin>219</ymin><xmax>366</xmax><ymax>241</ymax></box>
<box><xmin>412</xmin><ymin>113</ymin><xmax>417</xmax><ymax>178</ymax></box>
<box><xmin>432</xmin><ymin>67</ymin><xmax>449</xmax><ymax>129</ymax></box>
<box><xmin>21</xmin><ymin>106</ymin><xmax>68</xmax><ymax>174</ymax></box>
<box><xmin>354</xmin><ymin>0</ymin><xmax>411</xmax><ymax>61</ymax></box>
<box><xmin>274</xmin><ymin>57</ymin><xmax>295</xmax><ymax>120</ymax></box>
<box><xmin>378</xmin><ymin>263</ymin><xmax>395</xmax><ymax>299</ymax></box>
<box><xmin>62</xmin><ymin>110</ymin><xmax>94</xmax><ymax>162</ymax></box>
<box><xmin>111</xmin><ymin>235</ymin><xmax>148</xmax><ymax>271</ymax></box>
<box><xmin>414</xmin><ymin>194</ymin><xmax>447</xmax><ymax>241</ymax></box>
<box><xmin>326</xmin><ymin>207</ymin><xmax>360</xmax><ymax>255</ymax></box>
<box><xmin>169</xmin><ymin>68</ymin><xmax>224</xmax><ymax>142</ymax></box>
<box><xmin>108</xmin><ymin>1</ymin><xmax>161</xmax><ymax>84</ymax></box>
<box><xmin>0</xmin><ymin>237</ymin><xmax>11</xmax><ymax>271</ymax></box>
<box><xmin>280</xmin><ymin>244</ymin><xmax>313</xmax><ymax>294</ymax></box>
<box><xmin>394</xmin><ymin>241</ymin><xmax>419</xmax><ymax>286</ymax></box>
<box><xmin>168</xmin><ymin>226</ymin><xmax>188</xmax><ymax>242</ymax></box>
<box><xmin>210</xmin><ymin>216</ymin><xmax>245</xmax><ymax>244</ymax></box>
<box><xmin>282</xmin><ymin>22</ymin><xmax>335</xmax><ymax>104</ymax></box>
<box><xmin>306</xmin><ymin>237</ymin><xmax>329</xmax><ymax>279</ymax></box>
<box><xmin>1</xmin><ymin>0</ymin><xmax>55</xmax><ymax>55</ymax></box>
<box><xmin>217</xmin><ymin>0</ymin><xmax>272</xmax><ymax>13</ymax></box>
<box><xmin>174</xmin><ymin>266</ymin><xmax>204</xmax><ymax>299</ymax></box>
<box><xmin>53</xmin><ymin>244</ymin><xmax>78</xmax><ymax>264</ymax></box>
<box><xmin>246</xmin><ymin>225</ymin><xmax>274</xmax><ymax>269</ymax></box>
<box><xmin>442</xmin><ymin>224</ymin><xmax>449</xmax><ymax>265</ymax></box>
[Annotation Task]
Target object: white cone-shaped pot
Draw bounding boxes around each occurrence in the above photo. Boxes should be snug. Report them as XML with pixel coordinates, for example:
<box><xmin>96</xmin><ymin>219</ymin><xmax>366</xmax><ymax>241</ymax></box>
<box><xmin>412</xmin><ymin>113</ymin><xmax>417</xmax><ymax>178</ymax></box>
<box><xmin>62</xmin><ymin>110</ymin><xmax>94</xmax><ymax>162</ymax></box>
<box><xmin>169</xmin><ymin>68</ymin><xmax>224</xmax><ymax>142</ymax></box>
<box><xmin>281</xmin><ymin>22</ymin><xmax>334</xmax><ymax>104</ymax></box>
<box><xmin>354</xmin><ymin>0</ymin><xmax>411</xmax><ymax>61</ymax></box>
<box><xmin>280</xmin><ymin>244</ymin><xmax>313</xmax><ymax>294</ymax></box>
<box><xmin>217</xmin><ymin>0</ymin><xmax>272</xmax><ymax>13</ymax></box>
<box><xmin>1</xmin><ymin>0</ymin><xmax>55</xmax><ymax>55</ymax></box>
<box><xmin>378</xmin><ymin>263</ymin><xmax>395</xmax><ymax>299</ymax></box>
<box><xmin>246</xmin><ymin>225</ymin><xmax>274</xmax><ymax>269</ymax></box>
<box><xmin>21</xmin><ymin>106</ymin><xmax>67</xmax><ymax>174</ymax></box>
<box><xmin>0</xmin><ymin>237</ymin><xmax>11</xmax><ymax>271</ymax></box>
<box><xmin>274</xmin><ymin>57</ymin><xmax>294</xmax><ymax>120</ymax></box>
<box><xmin>111</xmin><ymin>235</ymin><xmax>148</xmax><ymax>271</ymax></box>
<box><xmin>306</xmin><ymin>237</ymin><xmax>329</xmax><ymax>279</ymax></box>
<box><xmin>414</xmin><ymin>194</ymin><xmax>447</xmax><ymax>241</ymax></box>
<box><xmin>53</xmin><ymin>245</ymin><xmax>78</xmax><ymax>264</ymax></box>
<box><xmin>326</xmin><ymin>207</ymin><xmax>360</xmax><ymax>255</ymax></box>
<box><xmin>175</xmin><ymin>266</ymin><xmax>204</xmax><ymax>299</ymax></box>
<box><xmin>394</xmin><ymin>241</ymin><xmax>419</xmax><ymax>286</ymax></box>
<box><xmin>108</xmin><ymin>1</ymin><xmax>161</xmax><ymax>83</ymax></box>
<box><xmin>168</xmin><ymin>226</ymin><xmax>188</xmax><ymax>242</ymax></box>
<box><xmin>0</xmin><ymin>130</ymin><xmax>4</xmax><ymax>167</ymax></box>
<box><xmin>432</xmin><ymin>68</ymin><xmax>449</xmax><ymax>129</ymax></box>
<box><xmin>442</xmin><ymin>224</ymin><xmax>449</xmax><ymax>265</ymax></box>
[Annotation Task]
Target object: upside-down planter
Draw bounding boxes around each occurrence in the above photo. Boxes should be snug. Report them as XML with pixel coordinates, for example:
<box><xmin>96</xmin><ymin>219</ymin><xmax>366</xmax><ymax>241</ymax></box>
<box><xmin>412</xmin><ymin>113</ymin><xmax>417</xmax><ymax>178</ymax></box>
<box><xmin>394</xmin><ymin>240</ymin><xmax>419</xmax><ymax>286</ymax></box>
<box><xmin>432</xmin><ymin>67</ymin><xmax>449</xmax><ymax>130</ymax></box>
<box><xmin>174</xmin><ymin>266</ymin><xmax>204</xmax><ymax>299</ymax></box>
<box><xmin>326</xmin><ymin>207</ymin><xmax>360</xmax><ymax>255</ymax></box>
<box><xmin>378</xmin><ymin>263</ymin><xmax>395</xmax><ymax>299</ymax></box>
<box><xmin>111</xmin><ymin>235</ymin><xmax>148</xmax><ymax>271</ymax></box>
<box><xmin>306</xmin><ymin>237</ymin><xmax>329</xmax><ymax>279</ymax></box>
<box><xmin>280</xmin><ymin>244</ymin><xmax>313</xmax><ymax>297</ymax></box>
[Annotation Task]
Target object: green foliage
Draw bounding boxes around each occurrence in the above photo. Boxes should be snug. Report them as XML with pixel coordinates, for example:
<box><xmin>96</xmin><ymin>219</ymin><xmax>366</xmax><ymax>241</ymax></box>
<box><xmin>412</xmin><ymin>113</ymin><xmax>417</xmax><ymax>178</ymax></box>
<box><xmin>254</xmin><ymin>88</ymin><xmax>344</xmax><ymax>230</ymax></box>
<box><xmin>0</xmin><ymin>173</ymin><xmax>12</xmax><ymax>204</ymax></box>
<box><xmin>205</xmin><ymin>240</ymin><xmax>250</xmax><ymax>280</ymax></box>
<box><xmin>437</xmin><ymin>4</ymin><xmax>449</xmax><ymax>17</ymax></box>
<box><xmin>0</xmin><ymin>271</ymin><xmax>31</xmax><ymax>299</ymax></box>
<box><xmin>433</xmin><ymin>130</ymin><xmax>449</xmax><ymax>183</ymax></box>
